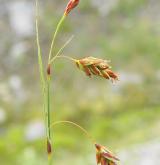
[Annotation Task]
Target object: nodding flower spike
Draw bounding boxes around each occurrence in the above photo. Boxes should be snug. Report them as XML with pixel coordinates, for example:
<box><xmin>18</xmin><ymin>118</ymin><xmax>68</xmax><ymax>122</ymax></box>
<box><xmin>65</xmin><ymin>0</ymin><xmax>79</xmax><ymax>15</ymax></box>
<box><xmin>95</xmin><ymin>144</ymin><xmax>119</xmax><ymax>165</ymax></box>
<box><xmin>75</xmin><ymin>57</ymin><xmax>119</xmax><ymax>82</ymax></box>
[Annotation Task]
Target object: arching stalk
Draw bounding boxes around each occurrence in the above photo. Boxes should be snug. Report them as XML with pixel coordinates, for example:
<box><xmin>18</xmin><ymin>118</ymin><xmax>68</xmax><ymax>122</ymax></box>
<box><xmin>51</xmin><ymin>120</ymin><xmax>96</xmax><ymax>145</ymax></box>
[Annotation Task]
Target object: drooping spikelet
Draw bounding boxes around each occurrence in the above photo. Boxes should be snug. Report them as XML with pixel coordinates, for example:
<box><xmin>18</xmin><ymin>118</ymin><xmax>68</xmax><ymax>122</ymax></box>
<box><xmin>64</xmin><ymin>0</ymin><xmax>79</xmax><ymax>15</ymax></box>
<box><xmin>75</xmin><ymin>57</ymin><xmax>118</xmax><ymax>82</ymax></box>
<box><xmin>95</xmin><ymin>144</ymin><xmax>119</xmax><ymax>165</ymax></box>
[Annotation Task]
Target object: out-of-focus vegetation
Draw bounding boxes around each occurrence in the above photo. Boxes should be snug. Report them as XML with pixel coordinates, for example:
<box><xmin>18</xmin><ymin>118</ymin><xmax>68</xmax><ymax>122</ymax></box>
<box><xmin>0</xmin><ymin>0</ymin><xmax>160</xmax><ymax>164</ymax></box>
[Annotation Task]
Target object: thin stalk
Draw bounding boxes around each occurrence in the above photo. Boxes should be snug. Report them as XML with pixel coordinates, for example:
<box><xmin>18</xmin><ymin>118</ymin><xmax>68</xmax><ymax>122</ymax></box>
<box><xmin>48</xmin><ymin>14</ymin><xmax>66</xmax><ymax>63</ymax></box>
<box><xmin>50</xmin><ymin>35</ymin><xmax>74</xmax><ymax>64</ymax></box>
<box><xmin>35</xmin><ymin>0</ymin><xmax>45</xmax><ymax>88</ymax></box>
<box><xmin>35</xmin><ymin>0</ymin><xmax>47</xmax><ymax>136</ymax></box>
<box><xmin>46</xmin><ymin>12</ymin><xmax>66</xmax><ymax>164</ymax></box>
<box><xmin>36</xmin><ymin>1</ymin><xmax>51</xmax><ymax>163</ymax></box>
<box><xmin>46</xmin><ymin>75</ymin><xmax>52</xmax><ymax>163</ymax></box>
<box><xmin>57</xmin><ymin>55</ymin><xmax>77</xmax><ymax>61</ymax></box>
<box><xmin>47</xmin><ymin>79</ymin><xmax>51</xmax><ymax>139</ymax></box>
<box><xmin>51</xmin><ymin>120</ymin><xmax>96</xmax><ymax>144</ymax></box>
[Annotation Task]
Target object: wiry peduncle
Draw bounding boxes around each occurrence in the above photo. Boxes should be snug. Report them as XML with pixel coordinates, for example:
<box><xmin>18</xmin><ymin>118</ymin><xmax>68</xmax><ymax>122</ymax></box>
<box><xmin>57</xmin><ymin>55</ymin><xmax>77</xmax><ymax>62</ymax></box>
<box><xmin>48</xmin><ymin>14</ymin><xmax>66</xmax><ymax>64</ymax></box>
<box><xmin>50</xmin><ymin>35</ymin><xmax>74</xmax><ymax>64</ymax></box>
<box><xmin>51</xmin><ymin>120</ymin><xmax>96</xmax><ymax>144</ymax></box>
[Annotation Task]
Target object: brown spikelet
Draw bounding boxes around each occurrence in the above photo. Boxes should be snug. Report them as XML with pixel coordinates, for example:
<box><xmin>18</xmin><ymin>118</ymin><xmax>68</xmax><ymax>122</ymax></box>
<box><xmin>65</xmin><ymin>0</ymin><xmax>79</xmax><ymax>15</ymax></box>
<box><xmin>95</xmin><ymin>144</ymin><xmax>119</xmax><ymax>165</ymax></box>
<box><xmin>83</xmin><ymin>66</ymin><xmax>92</xmax><ymax>77</ymax></box>
<box><xmin>90</xmin><ymin>65</ymin><xmax>100</xmax><ymax>75</ymax></box>
<box><xmin>75</xmin><ymin>57</ymin><xmax>118</xmax><ymax>82</ymax></box>
<box><xmin>105</xmin><ymin>69</ymin><xmax>118</xmax><ymax>80</ymax></box>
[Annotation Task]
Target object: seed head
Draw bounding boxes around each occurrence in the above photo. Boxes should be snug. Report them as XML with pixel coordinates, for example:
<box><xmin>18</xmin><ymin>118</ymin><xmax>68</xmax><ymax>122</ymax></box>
<box><xmin>95</xmin><ymin>144</ymin><xmax>119</xmax><ymax>165</ymax></box>
<box><xmin>65</xmin><ymin>0</ymin><xmax>79</xmax><ymax>15</ymax></box>
<box><xmin>75</xmin><ymin>57</ymin><xmax>118</xmax><ymax>82</ymax></box>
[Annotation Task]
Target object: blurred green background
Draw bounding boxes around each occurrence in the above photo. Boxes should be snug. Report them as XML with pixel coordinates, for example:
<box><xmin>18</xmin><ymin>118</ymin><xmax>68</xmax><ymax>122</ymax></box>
<box><xmin>0</xmin><ymin>0</ymin><xmax>160</xmax><ymax>164</ymax></box>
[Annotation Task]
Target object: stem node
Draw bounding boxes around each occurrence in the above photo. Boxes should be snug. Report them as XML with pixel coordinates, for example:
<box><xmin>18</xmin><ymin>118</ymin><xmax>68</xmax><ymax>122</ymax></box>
<box><xmin>47</xmin><ymin>138</ymin><xmax>52</xmax><ymax>156</ymax></box>
<box><xmin>47</xmin><ymin>64</ymin><xmax>51</xmax><ymax>77</ymax></box>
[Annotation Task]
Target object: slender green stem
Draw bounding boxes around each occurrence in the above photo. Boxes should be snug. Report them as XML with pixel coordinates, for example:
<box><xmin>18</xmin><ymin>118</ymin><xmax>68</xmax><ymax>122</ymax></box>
<box><xmin>51</xmin><ymin>120</ymin><xmax>96</xmax><ymax>144</ymax></box>
<box><xmin>46</xmin><ymin>76</ymin><xmax>52</xmax><ymax>164</ymax></box>
<box><xmin>50</xmin><ymin>35</ymin><xmax>74</xmax><ymax>64</ymax></box>
<box><xmin>36</xmin><ymin>1</ymin><xmax>51</xmax><ymax>163</ymax></box>
<box><xmin>35</xmin><ymin>0</ymin><xmax>45</xmax><ymax>88</ymax></box>
<box><xmin>46</xmin><ymin>12</ymin><xmax>66</xmax><ymax>165</ymax></box>
<box><xmin>35</xmin><ymin>0</ymin><xmax>47</xmax><ymax>136</ymax></box>
<box><xmin>47</xmin><ymin>78</ymin><xmax>51</xmax><ymax>139</ymax></box>
<box><xmin>48</xmin><ymin>158</ymin><xmax>52</xmax><ymax>165</ymax></box>
<box><xmin>48</xmin><ymin>14</ymin><xmax>66</xmax><ymax>63</ymax></box>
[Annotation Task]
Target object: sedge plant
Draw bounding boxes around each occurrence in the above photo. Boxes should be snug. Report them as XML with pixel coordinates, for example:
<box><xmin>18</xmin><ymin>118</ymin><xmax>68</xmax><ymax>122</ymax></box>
<box><xmin>35</xmin><ymin>0</ymin><xmax>120</xmax><ymax>164</ymax></box>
